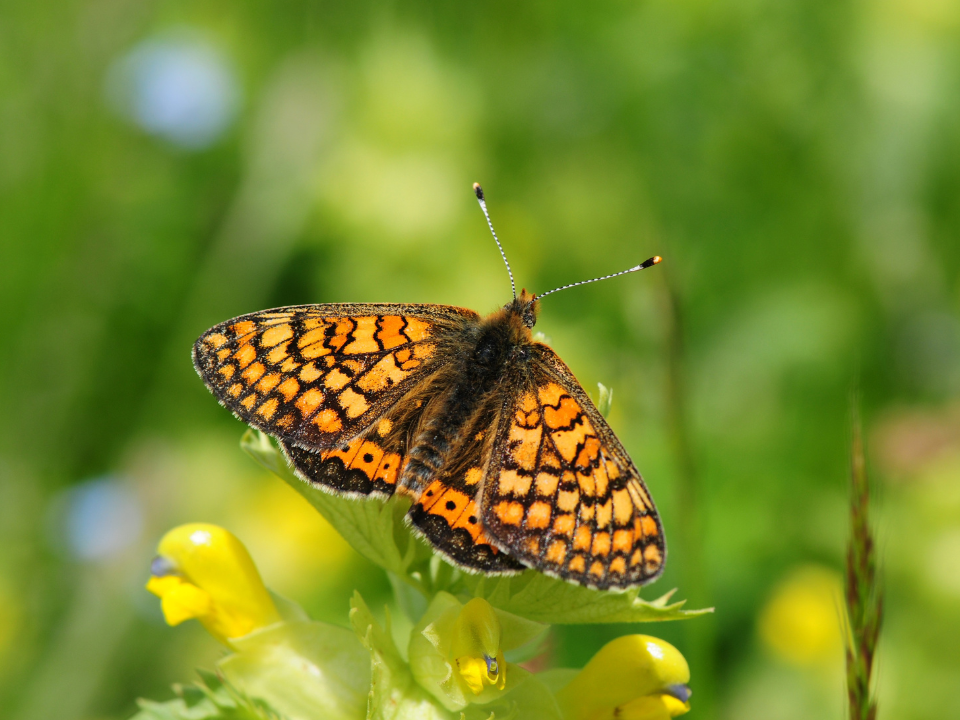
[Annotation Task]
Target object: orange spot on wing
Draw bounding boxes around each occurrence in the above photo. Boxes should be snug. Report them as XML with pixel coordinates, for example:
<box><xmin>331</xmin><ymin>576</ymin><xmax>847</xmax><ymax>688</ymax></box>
<box><xmin>643</xmin><ymin>544</ymin><xmax>662</xmax><ymax>566</ymax></box>
<box><xmin>613</xmin><ymin>529</ymin><xmax>633</xmax><ymax>554</ymax></box>
<box><xmin>342</xmin><ymin>317</ymin><xmax>379</xmax><ymax>354</ymax></box>
<box><xmin>451</xmin><ymin>499</ymin><xmax>483</xmax><ymax>540</ymax></box>
<box><xmin>278</xmin><ymin>377</ymin><xmax>300</xmax><ymax>403</ymax></box>
<box><xmin>242</xmin><ymin>362</ymin><xmax>265</xmax><ymax>384</ymax></box>
<box><xmin>612</xmin><ymin>489</ymin><xmax>633</xmax><ymax>526</ymax></box>
<box><xmin>568</xmin><ymin>555</ymin><xmax>586</xmax><ymax>573</ymax></box>
<box><xmin>218</xmin><ymin>365</ymin><xmax>235</xmax><ymax>380</ymax></box>
<box><xmin>312</xmin><ymin>408</ymin><xmax>342</xmax><ymax>433</ymax></box>
<box><xmin>338</xmin><ymin>388</ymin><xmax>369</xmax><ymax>419</ymax></box>
<box><xmin>640</xmin><ymin>515</ymin><xmax>658</xmax><ymax>538</ymax></box>
<box><xmin>377</xmin><ymin>418</ymin><xmax>394</xmax><ymax>436</ymax></box>
<box><xmin>557</xmin><ymin>488</ymin><xmax>579</xmax><ymax>512</ymax></box>
<box><xmin>257</xmin><ymin>372</ymin><xmax>281</xmax><ymax>393</ymax></box>
<box><xmin>233</xmin><ymin>344</ymin><xmax>256</xmax><ymax>369</ymax></box>
<box><xmin>464</xmin><ymin>467</ymin><xmax>482</xmax><ymax>486</ymax></box>
<box><xmin>546</xmin><ymin>540</ymin><xmax>567</xmax><ymax>564</ymax></box>
<box><xmin>509</xmin><ymin>424</ymin><xmax>542</xmax><ymax>471</ymax></box>
<box><xmin>261</xmin><ymin>323</ymin><xmax>292</xmax><ymax>348</ymax></box>
<box><xmin>525</xmin><ymin>502</ymin><xmax>552</xmax><ymax>529</ymax></box>
<box><xmin>498</xmin><ymin>470</ymin><xmax>532</xmax><ymax>497</ymax></box>
<box><xmin>373</xmin><ymin>451</ymin><xmax>401</xmax><ymax>487</ymax></box>
<box><xmin>552</xmin><ymin>514</ymin><xmax>575</xmax><ymax>536</ymax></box>
<box><xmin>357</xmin><ymin>354</ymin><xmax>407</xmax><ymax>392</ymax></box>
<box><xmin>324</xmin><ymin>368</ymin><xmax>351</xmax><ymax>391</ymax></box>
<box><xmin>544</xmin><ymin>396</ymin><xmax>582</xmax><ymax>430</ymax></box>
<box><xmin>573</xmin><ymin>526</ymin><xmax>592</xmax><ymax>551</ymax></box>
<box><xmin>609</xmin><ymin>556</ymin><xmax>627</xmax><ymax>575</ymax></box>
<box><xmin>535</xmin><ymin>473</ymin><xmax>559</xmax><ymax>497</ymax></box>
<box><xmin>265</xmin><ymin>343</ymin><xmax>289</xmax><ymax>364</ymax></box>
<box><xmin>298</xmin><ymin>327</ymin><xmax>328</xmax><ymax>349</ymax></box>
<box><xmin>257</xmin><ymin>397</ymin><xmax>279</xmax><ymax>419</ymax></box>
<box><xmin>589</xmin><ymin>560</ymin><xmax>605</xmax><ymax>578</ymax></box>
<box><xmin>240</xmin><ymin>393</ymin><xmax>257</xmax><ymax>410</ymax></box>
<box><xmin>596</xmin><ymin>498</ymin><xmax>612</xmax><ymax>529</ymax></box>
<box><xmin>296</xmin><ymin>388</ymin><xmax>324</xmax><ymax>417</ymax></box>
<box><xmin>404</xmin><ymin>317</ymin><xmax>431</xmax><ymax>341</ymax></box>
<box><xmin>230</xmin><ymin>321</ymin><xmax>256</xmax><ymax>338</ymax></box>
<box><xmin>375</xmin><ymin>316</ymin><xmax>408</xmax><ymax>350</ymax></box>
<box><xmin>494</xmin><ymin>501</ymin><xmax>524</xmax><ymax>526</ymax></box>
<box><xmin>299</xmin><ymin>363</ymin><xmax>321</xmax><ymax>383</ymax></box>
<box><xmin>591</xmin><ymin>532</ymin><xmax>611</xmax><ymax>557</ymax></box>
<box><xmin>228</xmin><ymin>383</ymin><xmax>243</xmax><ymax>398</ymax></box>
<box><xmin>537</xmin><ymin>383</ymin><xmax>564</xmax><ymax>407</ymax></box>
<box><xmin>348</xmin><ymin>441</ymin><xmax>384</xmax><ymax>476</ymax></box>
<box><xmin>205</xmin><ymin>333</ymin><xmax>228</xmax><ymax>349</ymax></box>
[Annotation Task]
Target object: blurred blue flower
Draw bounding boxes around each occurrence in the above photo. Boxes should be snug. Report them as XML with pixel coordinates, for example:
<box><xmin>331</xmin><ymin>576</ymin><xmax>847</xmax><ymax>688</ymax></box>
<box><xmin>62</xmin><ymin>477</ymin><xmax>143</xmax><ymax>560</ymax></box>
<box><xmin>106</xmin><ymin>31</ymin><xmax>240</xmax><ymax>149</ymax></box>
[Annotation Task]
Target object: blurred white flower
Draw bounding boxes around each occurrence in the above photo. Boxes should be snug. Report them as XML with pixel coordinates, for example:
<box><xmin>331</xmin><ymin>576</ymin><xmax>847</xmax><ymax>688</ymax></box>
<box><xmin>106</xmin><ymin>31</ymin><xmax>240</xmax><ymax>149</ymax></box>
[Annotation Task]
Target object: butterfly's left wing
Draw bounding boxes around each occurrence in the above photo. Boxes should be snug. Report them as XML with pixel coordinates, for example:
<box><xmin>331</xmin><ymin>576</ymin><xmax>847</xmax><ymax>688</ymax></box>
<box><xmin>481</xmin><ymin>344</ymin><xmax>666</xmax><ymax>590</ymax></box>
<box><xmin>193</xmin><ymin>303</ymin><xmax>478</xmax><ymax>450</ymax></box>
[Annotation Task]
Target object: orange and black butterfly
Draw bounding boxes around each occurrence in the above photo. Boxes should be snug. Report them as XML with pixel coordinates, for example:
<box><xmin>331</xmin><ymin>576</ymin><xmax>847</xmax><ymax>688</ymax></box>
<box><xmin>193</xmin><ymin>185</ymin><xmax>665</xmax><ymax>590</ymax></box>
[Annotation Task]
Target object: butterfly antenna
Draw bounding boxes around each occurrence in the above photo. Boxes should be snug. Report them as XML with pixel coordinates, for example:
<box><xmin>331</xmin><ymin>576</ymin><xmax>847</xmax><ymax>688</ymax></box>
<box><xmin>474</xmin><ymin>183</ymin><xmax>517</xmax><ymax>300</ymax></box>
<box><xmin>537</xmin><ymin>256</ymin><xmax>662</xmax><ymax>299</ymax></box>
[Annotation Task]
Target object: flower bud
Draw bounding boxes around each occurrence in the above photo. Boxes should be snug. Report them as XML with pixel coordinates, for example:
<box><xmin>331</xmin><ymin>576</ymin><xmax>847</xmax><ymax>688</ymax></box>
<box><xmin>146</xmin><ymin>523</ymin><xmax>280</xmax><ymax>645</ymax></box>
<box><xmin>556</xmin><ymin>635</ymin><xmax>691</xmax><ymax>720</ymax></box>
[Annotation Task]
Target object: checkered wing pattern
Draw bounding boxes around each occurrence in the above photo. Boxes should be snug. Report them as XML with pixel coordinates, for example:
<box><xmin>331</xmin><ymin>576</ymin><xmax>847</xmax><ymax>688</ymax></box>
<box><xmin>481</xmin><ymin>344</ymin><xmax>665</xmax><ymax>590</ymax></box>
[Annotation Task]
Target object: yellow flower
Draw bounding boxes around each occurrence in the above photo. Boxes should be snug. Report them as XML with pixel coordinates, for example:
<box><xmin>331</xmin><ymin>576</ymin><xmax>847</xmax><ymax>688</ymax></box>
<box><xmin>758</xmin><ymin>564</ymin><xmax>844</xmax><ymax>667</ymax></box>
<box><xmin>452</xmin><ymin>598</ymin><xmax>507</xmax><ymax>694</ymax></box>
<box><xmin>556</xmin><ymin>635</ymin><xmax>691</xmax><ymax>720</ymax></box>
<box><xmin>409</xmin><ymin>592</ymin><xmax>545</xmax><ymax>711</ymax></box>
<box><xmin>146</xmin><ymin>523</ymin><xmax>281</xmax><ymax>645</ymax></box>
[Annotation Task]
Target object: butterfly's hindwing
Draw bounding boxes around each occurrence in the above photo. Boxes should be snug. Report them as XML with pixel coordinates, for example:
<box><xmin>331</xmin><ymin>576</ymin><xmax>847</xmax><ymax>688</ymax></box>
<box><xmin>481</xmin><ymin>343</ymin><xmax>665</xmax><ymax>590</ymax></box>
<box><xmin>406</xmin><ymin>417</ymin><xmax>526</xmax><ymax>575</ymax></box>
<box><xmin>193</xmin><ymin>304</ymin><xmax>478</xmax><ymax>449</ymax></box>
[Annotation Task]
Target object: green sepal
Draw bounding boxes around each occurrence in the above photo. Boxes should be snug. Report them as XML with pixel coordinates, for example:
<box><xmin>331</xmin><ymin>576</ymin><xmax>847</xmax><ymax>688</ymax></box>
<box><xmin>460</xmin><ymin>674</ymin><xmax>565</xmax><ymax>720</ymax></box>
<box><xmin>129</xmin><ymin>671</ymin><xmax>281</xmax><ymax>720</ymax></box>
<box><xmin>349</xmin><ymin>590</ymin><xmax>453</xmax><ymax>720</ymax></box>
<box><xmin>464</xmin><ymin>573</ymin><xmax>712</xmax><ymax>625</ymax></box>
<box><xmin>220</xmin><ymin>620</ymin><xmax>370</xmax><ymax>720</ymax></box>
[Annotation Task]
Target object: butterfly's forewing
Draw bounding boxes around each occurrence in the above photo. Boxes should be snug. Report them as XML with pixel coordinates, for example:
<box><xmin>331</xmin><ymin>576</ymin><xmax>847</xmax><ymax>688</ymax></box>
<box><xmin>481</xmin><ymin>343</ymin><xmax>665</xmax><ymax>590</ymax></box>
<box><xmin>193</xmin><ymin>304</ymin><xmax>478</xmax><ymax>450</ymax></box>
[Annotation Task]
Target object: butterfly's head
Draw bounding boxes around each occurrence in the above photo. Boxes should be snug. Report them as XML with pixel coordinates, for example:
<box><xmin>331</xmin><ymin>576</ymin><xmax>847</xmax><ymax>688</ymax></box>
<box><xmin>505</xmin><ymin>288</ymin><xmax>540</xmax><ymax>329</ymax></box>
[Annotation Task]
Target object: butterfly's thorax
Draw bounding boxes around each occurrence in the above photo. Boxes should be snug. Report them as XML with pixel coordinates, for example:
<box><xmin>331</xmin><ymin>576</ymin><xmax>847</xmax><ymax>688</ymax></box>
<box><xmin>399</xmin><ymin>299</ymin><xmax>536</xmax><ymax>493</ymax></box>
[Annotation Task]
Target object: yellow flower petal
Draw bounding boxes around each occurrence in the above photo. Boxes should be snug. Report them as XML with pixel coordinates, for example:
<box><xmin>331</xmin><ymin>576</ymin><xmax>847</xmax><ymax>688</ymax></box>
<box><xmin>455</xmin><ymin>656</ymin><xmax>487</xmax><ymax>695</ymax></box>
<box><xmin>148</xmin><ymin>524</ymin><xmax>280</xmax><ymax>645</ymax></box>
<box><xmin>557</xmin><ymin>635</ymin><xmax>691</xmax><ymax>720</ymax></box>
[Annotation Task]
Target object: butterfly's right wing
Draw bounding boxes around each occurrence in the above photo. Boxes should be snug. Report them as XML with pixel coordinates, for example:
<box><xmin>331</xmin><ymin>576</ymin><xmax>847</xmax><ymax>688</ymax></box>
<box><xmin>481</xmin><ymin>343</ymin><xmax>665</xmax><ymax>590</ymax></box>
<box><xmin>193</xmin><ymin>303</ymin><xmax>478</xmax><ymax>450</ymax></box>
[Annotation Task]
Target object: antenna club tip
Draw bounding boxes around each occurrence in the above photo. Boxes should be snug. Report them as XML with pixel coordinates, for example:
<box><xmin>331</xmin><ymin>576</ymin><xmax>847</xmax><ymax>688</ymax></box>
<box><xmin>638</xmin><ymin>256</ymin><xmax>662</xmax><ymax>269</ymax></box>
<box><xmin>473</xmin><ymin>183</ymin><xmax>485</xmax><ymax>200</ymax></box>
<box><xmin>653</xmin><ymin>255</ymin><xmax>662</xmax><ymax>264</ymax></box>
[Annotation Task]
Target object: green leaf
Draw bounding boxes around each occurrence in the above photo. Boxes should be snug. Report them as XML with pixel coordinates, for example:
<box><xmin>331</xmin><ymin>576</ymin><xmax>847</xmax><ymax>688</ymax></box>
<box><xmin>130</xmin><ymin>672</ymin><xmax>282</xmax><ymax>720</ymax></box>
<box><xmin>241</xmin><ymin>430</ymin><xmax>433</xmax><ymax>591</ymax></box>
<box><xmin>349</xmin><ymin>591</ymin><xmax>453</xmax><ymax>720</ymax></box>
<box><xmin>220</xmin><ymin>620</ymin><xmax>370</xmax><ymax>720</ymax></box>
<box><xmin>461</xmin><ymin>675</ymin><xmax>566</xmax><ymax>720</ymax></box>
<box><xmin>463</xmin><ymin>573</ymin><xmax>712</xmax><ymax>625</ymax></box>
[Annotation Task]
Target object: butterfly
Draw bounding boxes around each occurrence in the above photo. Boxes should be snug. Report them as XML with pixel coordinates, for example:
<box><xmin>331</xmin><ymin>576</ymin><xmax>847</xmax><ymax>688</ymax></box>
<box><xmin>192</xmin><ymin>184</ymin><xmax>665</xmax><ymax>590</ymax></box>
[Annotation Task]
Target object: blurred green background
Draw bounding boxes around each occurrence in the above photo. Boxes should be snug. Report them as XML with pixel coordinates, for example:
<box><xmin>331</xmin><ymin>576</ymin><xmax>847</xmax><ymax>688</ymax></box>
<box><xmin>2</xmin><ymin>1</ymin><xmax>959</xmax><ymax>718</ymax></box>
